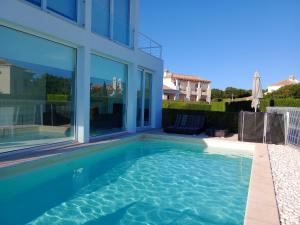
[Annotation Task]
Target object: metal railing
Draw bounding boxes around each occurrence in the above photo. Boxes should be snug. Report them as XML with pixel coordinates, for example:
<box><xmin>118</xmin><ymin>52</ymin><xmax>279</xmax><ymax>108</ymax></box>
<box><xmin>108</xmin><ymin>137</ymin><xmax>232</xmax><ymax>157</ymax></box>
<box><xmin>138</xmin><ymin>32</ymin><xmax>162</xmax><ymax>59</ymax></box>
<box><xmin>266</xmin><ymin>107</ymin><xmax>300</xmax><ymax>148</ymax></box>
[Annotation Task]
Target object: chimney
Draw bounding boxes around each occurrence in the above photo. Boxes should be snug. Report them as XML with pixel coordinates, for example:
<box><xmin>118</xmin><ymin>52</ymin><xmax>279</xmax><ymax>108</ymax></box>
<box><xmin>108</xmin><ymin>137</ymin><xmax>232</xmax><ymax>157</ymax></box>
<box><xmin>289</xmin><ymin>75</ymin><xmax>296</xmax><ymax>81</ymax></box>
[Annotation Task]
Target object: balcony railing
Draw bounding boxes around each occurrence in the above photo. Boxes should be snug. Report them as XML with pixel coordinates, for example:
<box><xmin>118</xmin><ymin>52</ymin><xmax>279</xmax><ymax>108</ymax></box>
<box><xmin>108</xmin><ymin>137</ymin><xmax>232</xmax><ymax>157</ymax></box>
<box><xmin>138</xmin><ymin>32</ymin><xmax>162</xmax><ymax>59</ymax></box>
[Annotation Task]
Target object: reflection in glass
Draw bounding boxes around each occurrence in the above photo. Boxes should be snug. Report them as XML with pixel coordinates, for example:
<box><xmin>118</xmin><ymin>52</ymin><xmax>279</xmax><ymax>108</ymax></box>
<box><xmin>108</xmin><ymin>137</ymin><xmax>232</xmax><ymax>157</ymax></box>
<box><xmin>47</xmin><ymin>0</ymin><xmax>77</xmax><ymax>21</ymax></box>
<box><xmin>144</xmin><ymin>72</ymin><xmax>152</xmax><ymax>126</ymax></box>
<box><xmin>25</xmin><ymin>0</ymin><xmax>41</xmax><ymax>6</ymax></box>
<box><xmin>113</xmin><ymin>0</ymin><xmax>130</xmax><ymax>45</ymax></box>
<box><xmin>136</xmin><ymin>70</ymin><xmax>143</xmax><ymax>127</ymax></box>
<box><xmin>90</xmin><ymin>54</ymin><xmax>127</xmax><ymax>136</ymax></box>
<box><xmin>92</xmin><ymin>0</ymin><xmax>110</xmax><ymax>37</ymax></box>
<box><xmin>0</xmin><ymin>26</ymin><xmax>76</xmax><ymax>152</ymax></box>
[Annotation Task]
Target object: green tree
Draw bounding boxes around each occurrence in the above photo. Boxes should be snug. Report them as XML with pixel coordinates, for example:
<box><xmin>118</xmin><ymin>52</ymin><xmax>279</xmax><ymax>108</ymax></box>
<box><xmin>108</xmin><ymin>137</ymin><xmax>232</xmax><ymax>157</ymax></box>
<box><xmin>266</xmin><ymin>84</ymin><xmax>300</xmax><ymax>98</ymax></box>
<box><xmin>211</xmin><ymin>89</ymin><xmax>225</xmax><ymax>99</ymax></box>
<box><xmin>224</xmin><ymin>87</ymin><xmax>251</xmax><ymax>98</ymax></box>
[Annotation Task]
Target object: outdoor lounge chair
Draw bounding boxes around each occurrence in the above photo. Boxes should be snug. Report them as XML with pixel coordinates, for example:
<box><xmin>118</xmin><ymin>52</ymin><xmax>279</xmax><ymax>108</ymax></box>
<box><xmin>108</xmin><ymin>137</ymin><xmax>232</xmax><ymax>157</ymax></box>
<box><xmin>164</xmin><ymin>114</ymin><xmax>205</xmax><ymax>134</ymax></box>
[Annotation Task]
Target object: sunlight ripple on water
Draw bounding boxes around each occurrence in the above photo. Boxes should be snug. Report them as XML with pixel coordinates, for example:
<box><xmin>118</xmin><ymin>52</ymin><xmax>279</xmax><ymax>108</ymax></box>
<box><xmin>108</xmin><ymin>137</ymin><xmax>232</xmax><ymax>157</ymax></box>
<box><xmin>0</xmin><ymin>139</ymin><xmax>252</xmax><ymax>225</ymax></box>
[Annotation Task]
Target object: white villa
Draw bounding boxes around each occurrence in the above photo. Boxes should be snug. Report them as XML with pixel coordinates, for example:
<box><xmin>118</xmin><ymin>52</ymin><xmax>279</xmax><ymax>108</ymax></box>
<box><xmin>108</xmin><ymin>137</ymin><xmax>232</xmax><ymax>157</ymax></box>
<box><xmin>163</xmin><ymin>70</ymin><xmax>211</xmax><ymax>103</ymax></box>
<box><xmin>0</xmin><ymin>0</ymin><xmax>163</xmax><ymax>152</ymax></box>
<box><xmin>267</xmin><ymin>75</ymin><xmax>299</xmax><ymax>93</ymax></box>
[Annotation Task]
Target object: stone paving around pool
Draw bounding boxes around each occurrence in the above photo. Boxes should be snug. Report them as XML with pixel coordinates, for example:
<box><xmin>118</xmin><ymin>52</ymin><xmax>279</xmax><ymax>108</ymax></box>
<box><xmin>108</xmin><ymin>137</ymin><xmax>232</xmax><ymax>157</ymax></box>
<box><xmin>268</xmin><ymin>145</ymin><xmax>300</xmax><ymax>225</ymax></box>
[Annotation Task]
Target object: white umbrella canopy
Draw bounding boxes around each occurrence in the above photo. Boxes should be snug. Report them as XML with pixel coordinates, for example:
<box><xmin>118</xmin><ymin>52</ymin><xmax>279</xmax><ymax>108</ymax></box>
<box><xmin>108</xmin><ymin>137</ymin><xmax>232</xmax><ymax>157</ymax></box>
<box><xmin>251</xmin><ymin>71</ymin><xmax>263</xmax><ymax>112</ymax></box>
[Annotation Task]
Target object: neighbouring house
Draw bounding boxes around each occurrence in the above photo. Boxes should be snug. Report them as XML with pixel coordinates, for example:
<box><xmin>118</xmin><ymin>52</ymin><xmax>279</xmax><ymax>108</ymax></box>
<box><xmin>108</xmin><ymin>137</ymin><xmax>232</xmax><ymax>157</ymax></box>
<box><xmin>162</xmin><ymin>70</ymin><xmax>211</xmax><ymax>103</ymax></box>
<box><xmin>0</xmin><ymin>0</ymin><xmax>163</xmax><ymax>152</ymax></box>
<box><xmin>267</xmin><ymin>75</ymin><xmax>299</xmax><ymax>93</ymax></box>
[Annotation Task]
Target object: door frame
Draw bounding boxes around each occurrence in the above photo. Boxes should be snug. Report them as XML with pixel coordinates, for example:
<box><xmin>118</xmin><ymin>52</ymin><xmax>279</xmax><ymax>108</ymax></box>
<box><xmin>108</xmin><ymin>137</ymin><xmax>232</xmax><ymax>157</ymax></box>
<box><xmin>136</xmin><ymin>68</ymin><xmax>153</xmax><ymax>129</ymax></box>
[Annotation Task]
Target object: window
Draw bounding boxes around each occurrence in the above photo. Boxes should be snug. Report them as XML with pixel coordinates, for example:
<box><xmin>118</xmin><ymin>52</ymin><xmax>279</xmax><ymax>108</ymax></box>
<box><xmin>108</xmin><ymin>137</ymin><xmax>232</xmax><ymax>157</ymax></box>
<box><xmin>113</xmin><ymin>0</ymin><xmax>130</xmax><ymax>45</ymax></box>
<box><xmin>25</xmin><ymin>0</ymin><xmax>41</xmax><ymax>7</ymax></box>
<box><xmin>136</xmin><ymin>70</ymin><xmax>152</xmax><ymax>128</ymax></box>
<box><xmin>90</xmin><ymin>54</ymin><xmax>127</xmax><ymax>136</ymax></box>
<box><xmin>0</xmin><ymin>26</ymin><xmax>76</xmax><ymax>152</ymax></box>
<box><xmin>144</xmin><ymin>72</ymin><xmax>152</xmax><ymax>126</ymax></box>
<box><xmin>91</xmin><ymin>0</ymin><xmax>131</xmax><ymax>46</ymax></box>
<box><xmin>92</xmin><ymin>0</ymin><xmax>110</xmax><ymax>38</ymax></box>
<box><xmin>136</xmin><ymin>70</ymin><xmax>143</xmax><ymax>127</ymax></box>
<box><xmin>47</xmin><ymin>0</ymin><xmax>77</xmax><ymax>21</ymax></box>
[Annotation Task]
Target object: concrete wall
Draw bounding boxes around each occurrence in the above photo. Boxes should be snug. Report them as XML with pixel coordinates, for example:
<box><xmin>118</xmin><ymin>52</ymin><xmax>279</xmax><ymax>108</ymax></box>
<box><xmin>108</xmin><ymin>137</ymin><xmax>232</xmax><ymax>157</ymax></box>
<box><xmin>0</xmin><ymin>0</ymin><xmax>164</xmax><ymax>144</ymax></box>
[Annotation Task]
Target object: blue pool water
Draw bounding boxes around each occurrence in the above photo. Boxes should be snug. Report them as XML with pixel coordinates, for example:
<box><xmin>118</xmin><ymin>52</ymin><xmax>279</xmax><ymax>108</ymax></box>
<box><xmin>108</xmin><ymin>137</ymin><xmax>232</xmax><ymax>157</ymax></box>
<box><xmin>0</xmin><ymin>137</ymin><xmax>252</xmax><ymax>225</ymax></box>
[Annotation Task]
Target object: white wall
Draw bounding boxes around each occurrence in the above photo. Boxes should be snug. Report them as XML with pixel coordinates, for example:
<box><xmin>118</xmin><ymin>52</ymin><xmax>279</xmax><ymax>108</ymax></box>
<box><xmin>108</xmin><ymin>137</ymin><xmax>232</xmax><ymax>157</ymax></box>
<box><xmin>163</xmin><ymin>78</ymin><xmax>175</xmax><ymax>89</ymax></box>
<box><xmin>0</xmin><ymin>0</ymin><xmax>164</xmax><ymax>143</ymax></box>
<box><xmin>267</xmin><ymin>85</ymin><xmax>281</xmax><ymax>93</ymax></box>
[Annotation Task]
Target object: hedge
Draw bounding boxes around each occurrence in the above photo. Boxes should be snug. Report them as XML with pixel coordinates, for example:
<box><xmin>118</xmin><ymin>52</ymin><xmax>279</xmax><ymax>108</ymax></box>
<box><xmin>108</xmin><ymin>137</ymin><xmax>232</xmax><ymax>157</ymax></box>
<box><xmin>260</xmin><ymin>98</ymin><xmax>300</xmax><ymax>112</ymax></box>
<box><xmin>47</xmin><ymin>94</ymin><xmax>69</xmax><ymax>102</ymax></box>
<box><xmin>162</xmin><ymin>109</ymin><xmax>239</xmax><ymax>133</ymax></box>
<box><xmin>211</xmin><ymin>101</ymin><xmax>226</xmax><ymax>112</ymax></box>
<box><xmin>212</xmin><ymin>99</ymin><xmax>300</xmax><ymax>112</ymax></box>
<box><xmin>163</xmin><ymin>100</ymin><xmax>253</xmax><ymax>112</ymax></box>
<box><xmin>225</xmin><ymin>101</ymin><xmax>253</xmax><ymax>112</ymax></box>
<box><xmin>163</xmin><ymin>100</ymin><xmax>211</xmax><ymax>111</ymax></box>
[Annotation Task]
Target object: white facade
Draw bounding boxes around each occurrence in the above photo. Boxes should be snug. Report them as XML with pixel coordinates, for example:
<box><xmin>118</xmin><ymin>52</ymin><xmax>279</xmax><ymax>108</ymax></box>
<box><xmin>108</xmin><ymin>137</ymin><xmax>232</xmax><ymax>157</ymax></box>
<box><xmin>267</xmin><ymin>85</ymin><xmax>282</xmax><ymax>93</ymax></box>
<box><xmin>163</xmin><ymin>71</ymin><xmax>211</xmax><ymax>103</ymax></box>
<box><xmin>267</xmin><ymin>75</ymin><xmax>299</xmax><ymax>93</ymax></box>
<box><xmin>0</xmin><ymin>0</ymin><xmax>163</xmax><ymax>151</ymax></box>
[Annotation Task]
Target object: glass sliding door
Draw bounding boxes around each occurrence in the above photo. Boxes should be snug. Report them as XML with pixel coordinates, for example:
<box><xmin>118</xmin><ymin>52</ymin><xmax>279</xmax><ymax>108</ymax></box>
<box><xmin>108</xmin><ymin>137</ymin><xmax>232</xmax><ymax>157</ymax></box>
<box><xmin>136</xmin><ymin>70</ymin><xmax>143</xmax><ymax>127</ymax></box>
<box><xmin>136</xmin><ymin>70</ymin><xmax>152</xmax><ymax>128</ymax></box>
<box><xmin>144</xmin><ymin>72</ymin><xmax>152</xmax><ymax>126</ymax></box>
<box><xmin>90</xmin><ymin>54</ymin><xmax>127</xmax><ymax>136</ymax></box>
<box><xmin>0</xmin><ymin>26</ymin><xmax>76</xmax><ymax>152</ymax></box>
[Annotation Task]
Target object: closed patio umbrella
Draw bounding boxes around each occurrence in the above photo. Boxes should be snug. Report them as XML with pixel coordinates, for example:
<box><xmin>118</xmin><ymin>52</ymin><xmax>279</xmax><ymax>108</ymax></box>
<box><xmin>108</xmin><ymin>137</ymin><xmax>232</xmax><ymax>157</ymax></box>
<box><xmin>251</xmin><ymin>71</ymin><xmax>263</xmax><ymax>112</ymax></box>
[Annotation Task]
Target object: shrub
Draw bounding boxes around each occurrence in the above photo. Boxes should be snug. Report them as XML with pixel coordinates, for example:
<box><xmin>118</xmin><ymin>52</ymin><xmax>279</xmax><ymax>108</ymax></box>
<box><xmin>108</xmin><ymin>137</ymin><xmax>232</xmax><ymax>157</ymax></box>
<box><xmin>259</xmin><ymin>99</ymin><xmax>270</xmax><ymax>112</ymax></box>
<box><xmin>265</xmin><ymin>84</ymin><xmax>300</xmax><ymax>99</ymax></box>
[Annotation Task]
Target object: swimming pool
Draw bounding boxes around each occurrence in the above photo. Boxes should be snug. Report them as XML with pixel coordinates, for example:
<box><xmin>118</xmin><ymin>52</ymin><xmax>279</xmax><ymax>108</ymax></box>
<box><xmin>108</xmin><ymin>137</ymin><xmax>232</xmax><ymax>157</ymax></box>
<box><xmin>0</xmin><ymin>135</ymin><xmax>252</xmax><ymax>225</ymax></box>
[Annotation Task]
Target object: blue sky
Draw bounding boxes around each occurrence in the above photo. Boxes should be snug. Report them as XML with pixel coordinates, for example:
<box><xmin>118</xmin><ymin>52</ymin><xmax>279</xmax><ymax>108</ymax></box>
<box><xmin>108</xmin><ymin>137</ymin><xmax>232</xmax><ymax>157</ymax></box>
<box><xmin>140</xmin><ymin>0</ymin><xmax>300</xmax><ymax>89</ymax></box>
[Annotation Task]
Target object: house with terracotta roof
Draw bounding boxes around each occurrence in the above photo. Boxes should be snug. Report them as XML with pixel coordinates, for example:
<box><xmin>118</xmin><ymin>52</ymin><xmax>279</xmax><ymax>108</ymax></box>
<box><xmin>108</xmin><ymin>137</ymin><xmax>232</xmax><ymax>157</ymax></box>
<box><xmin>267</xmin><ymin>75</ymin><xmax>299</xmax><ymax>93</ymax></box>
<box><xmin>162</xmin><ymin>70</ymin><xmax>211</xmax><ymax>102</ymax></box>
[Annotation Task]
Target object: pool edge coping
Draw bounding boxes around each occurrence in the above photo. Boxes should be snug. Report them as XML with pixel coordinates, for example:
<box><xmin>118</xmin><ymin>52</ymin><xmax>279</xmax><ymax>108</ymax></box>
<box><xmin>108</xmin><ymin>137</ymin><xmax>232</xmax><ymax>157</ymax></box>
<box><xmin>244</xmin><ymin>143</ymin><xmax>280</xmax><ymax>225</ymax></box>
